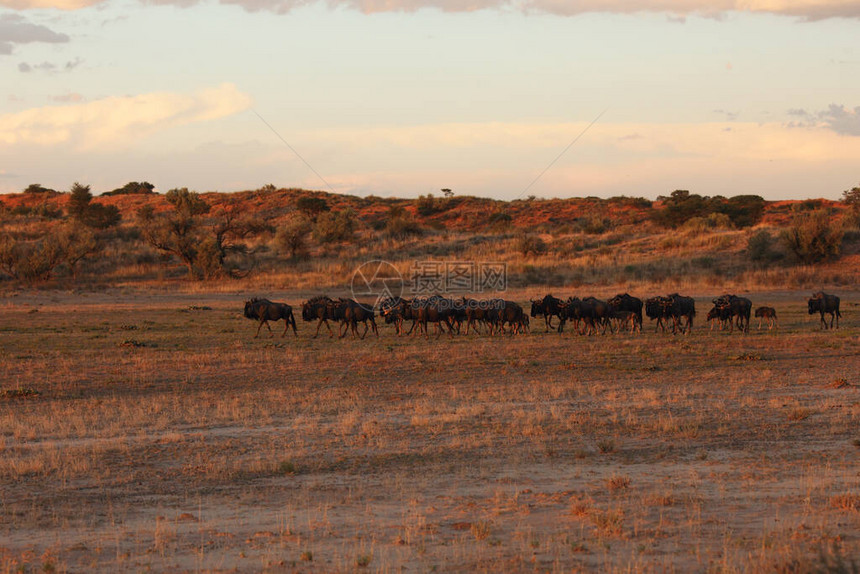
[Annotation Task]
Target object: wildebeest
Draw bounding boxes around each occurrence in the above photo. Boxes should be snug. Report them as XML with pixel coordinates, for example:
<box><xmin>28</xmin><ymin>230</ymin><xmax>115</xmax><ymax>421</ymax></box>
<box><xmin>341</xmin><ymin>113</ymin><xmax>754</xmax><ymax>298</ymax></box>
<box><xmin>487</xmin><ymin>299</ymin><xmax>526</xmax><ymax>335</ymax></box>
<box><xmin>808</xmin><ymin>292</ymin><xmax>841</xmax><ymax>329</ymax></box>
<box><xmin>332</xmin><ymin>298</ymin><xmax>379</xmax><ymax>339</ymax></box>
<box><xmin>754</xmin><ymin>306</ymin><xmax>778</xmax><ymax>330</ymax></box>
<box><xmin>412</xmin><ymin>295</ymin><xmax>456</xmax><ymax>338</ymax></box>
<box><xmin>706</xmin><ymin>304</ymin><xmax>732</xmax><ymax>331</ymax></box>
<box><xmin>460</xmin><ymin>297</ymin><xmax>493</xmax><ymax>335</ymax></box>
<box><xmin>380</xmin><ymin>297</ymin><xmax>417</xmax><ymax>336</ymax></box>
<box><xmin>530</xmin><ymin>294</ymin><xmax>565</xmax><ymax>332</ymax></box>
<box><xmin>244</xmin><ymin>297</ymin><xmax>297</xmax><ymax>338</ymax></box>
<box><xmin>561</xmin><ymin>297</ymin><xmax>611</xmax><ymax>335</ymax></box>
<box><xmin>712</xmin><ymin>294</ymin><xmax>752</xmax><ymax>333</ymax></box>
<box><xmin>301</xmin><ymin>295</ymin><xmax>339</xmax><ymax>337</ymax></box>
<box><xmin>610</xmin><ymin>309</ymin><xmax>641</xmax><ymax>333</ymax></box>
<box><xmin>645</xmin><ymin>296</ymin><xmax>672</xmax><ymax>333</ymax></box>
<box><xmin>666</xmin><ymin>293</ymin><xmax>696</xmax><ymax>334</ymax></box>
<box><xmin>608</xmin><ymin>293</ymin><xmax>643</xmax><ymax>331</ymax></box>
<box><xmin>650</xmin><ymin>294</ymin><xmax>695</xmax><ymax>334</ymax></box>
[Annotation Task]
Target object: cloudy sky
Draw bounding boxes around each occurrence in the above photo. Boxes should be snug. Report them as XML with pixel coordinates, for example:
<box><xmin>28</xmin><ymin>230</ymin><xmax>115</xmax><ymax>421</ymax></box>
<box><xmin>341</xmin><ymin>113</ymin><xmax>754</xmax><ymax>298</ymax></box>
<box><xmin>1</xmin><ymin>1</ymin><xmax>859</xmax><ymax>199</ymax></box>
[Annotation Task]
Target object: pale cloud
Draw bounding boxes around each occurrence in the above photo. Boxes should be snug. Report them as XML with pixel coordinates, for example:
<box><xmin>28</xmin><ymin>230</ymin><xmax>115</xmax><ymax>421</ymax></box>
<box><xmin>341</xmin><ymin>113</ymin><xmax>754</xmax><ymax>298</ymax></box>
<box><xmin>0</xmin><ymin>14</ymin><xmax>68</xmax><ymax>53</ymax></box>
<box><xmin>49</xmin><ymin>92</ymin><xmax>85</xmax><ymax>103</ymax></box>
<box><xmin>818</xmin><ymin>104</ymin><xmax>860</xmax><ymax>135</ymax></box>
<box><xmin>785</xmin><ymin>104</ymin><xmax>860</xmax><ymax>136</ymax></box>
<box><xmin>0</xmin><ymin>0</ymin><xmax>100</xmax><ymax>8</ymax></box>
<box><xmin>0</xmin><ymin>83</ymin><xmax>252</xmax><ymax>150</ymax></box>
<box><xmin>4</xmin><ymin>0</ymin><xmax>860</xmax><ymax>19</ymax></box>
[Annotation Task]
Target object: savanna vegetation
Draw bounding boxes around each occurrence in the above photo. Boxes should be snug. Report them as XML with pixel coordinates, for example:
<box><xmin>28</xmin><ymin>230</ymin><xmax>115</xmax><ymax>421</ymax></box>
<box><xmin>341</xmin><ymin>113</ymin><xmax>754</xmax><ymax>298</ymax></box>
<box><xmin>0</xmin><ymin>183</ymin><xmax>858</xmax><ymax>292</ymax></box>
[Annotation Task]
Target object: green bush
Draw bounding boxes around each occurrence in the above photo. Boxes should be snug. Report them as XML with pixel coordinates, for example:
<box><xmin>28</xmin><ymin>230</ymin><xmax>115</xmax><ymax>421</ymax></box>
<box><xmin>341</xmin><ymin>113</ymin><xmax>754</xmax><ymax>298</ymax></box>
<box><xmin>313</xmin><ymin>210</ymin><xmax>356</xmax><ymax>244</ymax></box>
<box><xmin>384</xmin><ymin>215</ymin><xmax>422</xmax><ymax>240</ymax></box>
<box><xmin>276</xmin><ymin>216</ymin><xmax>313</xmax><ymax>258</ymax></box>
<box><xmin>747</xmin><ymin>229</ymin><xmax>783</xmax><ymax>263</ymax></box>
<box><xmin>296</xmin><ymin>196</ymin><xmax>330</xmax><ymax>221</ymax></box>
<box><xmin>781</xmin><ymin>209</ymin><xmax>843</xmax><ymax>263</ymax></box>
<box><xmin>415</xmin><ymin>194</ymin><xmax>439</xmax><ymax>217</ymax></box>
<box><xmin>517</xmin><ymin>234</ymin><xmax>547</xmax><ymax>256</ymax></box>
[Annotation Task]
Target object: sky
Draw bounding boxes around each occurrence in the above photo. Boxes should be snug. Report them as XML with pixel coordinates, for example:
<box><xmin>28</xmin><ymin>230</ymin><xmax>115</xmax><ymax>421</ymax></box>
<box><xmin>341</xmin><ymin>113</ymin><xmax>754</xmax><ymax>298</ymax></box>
<box><xmin>1</xmin><ymin>1</ymin><xmax>859</xmax><ymax>200</ymax></box>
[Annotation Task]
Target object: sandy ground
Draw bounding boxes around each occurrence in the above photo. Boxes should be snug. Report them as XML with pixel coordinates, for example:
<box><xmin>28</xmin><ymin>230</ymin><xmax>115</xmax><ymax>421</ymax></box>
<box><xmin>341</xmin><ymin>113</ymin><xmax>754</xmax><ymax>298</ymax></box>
<box><xmin>1</xmin><ymin>288</ymin><xmax>859</xmax><ymax>572</ymax></box>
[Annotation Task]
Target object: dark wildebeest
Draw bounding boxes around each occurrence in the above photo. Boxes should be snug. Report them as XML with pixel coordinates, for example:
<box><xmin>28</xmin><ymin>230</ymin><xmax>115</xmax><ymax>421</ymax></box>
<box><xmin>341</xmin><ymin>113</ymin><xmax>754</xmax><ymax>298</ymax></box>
<box><xmin>608</xmin><ymin>293</ymin><xmax>643</xmax><ymax>331</ymax></box>
<box><xmin>447</xmin><ymin>297</ymin><xmax>468</xmax><ymax>334</ymax></box>
<box><xmin>301</xmin><ymin>295</ymin><xmax>339</xmax><ymax>337</ymax></box>
<box><xmin>662</xmin><ymin>294</ymin><xmax>695</xmax><ymax>335</ymax></box>
<box><xmin>561</xmin><ymin>297</ymin><xmax>611</xmax><ymax>335</ymax></box>
<box><xmin>712</xmin><ymin>294</ymin><xmax>752</xmax><ymax>333</ymax></box>
<box><xmin>380</xmin><ymin>297</ymin><xmax>416</xmax><ymax>336</ymax></box>
<box><xmin>706</xmin><ymin>304</ymin><xmax>733</xmax><ymax>331</ymax></box>
<box><xmin>645</xmin><ymin>296</ymin><xmax>673</xmax><ymax>333</ymax></box>
<box><xmin>610</xmin><ymin>309</ymin><xmax>640</xmax><ymax>333</ymax></box>
<box><xmin>516</xmin><ymin>314</ymin><xmax>531</xmax><ymax>334</ymax></box>
<box><xmin>460</xmin><ymin>297</ymin><xmax>492</xmax><ymax>335</ymax></box>
<box><xmin>754</xmin><ymin>306</ymin><xmax>778</xmax><ymax>330</ymax></box>
<box><xmin>332</xmin><ymin>298</ymin><xmax>378</xmax><ymax>339</ymax></box>
<box><xmin>244</xmin><ymin>297</ymin><xmax>297</xmax><ymax>338</ymax></box>
<box><xmin>487</xmin><ymin>299</ymin><xmax>526</xmax><ymax>335</ymax></box>
<box><xmin>808</xmin><ymin>292</ymin><xmax>841</xmax><ymax>329</ymax></box>
<box><xmin>530</xmin><ymin>294</ymin><xmax>565</xmax><ymax>332</ymax></box>
<box><xmin>413</xmin><ymin>295</ymin><xmax>456</xmax><ymax>338</ymax></box>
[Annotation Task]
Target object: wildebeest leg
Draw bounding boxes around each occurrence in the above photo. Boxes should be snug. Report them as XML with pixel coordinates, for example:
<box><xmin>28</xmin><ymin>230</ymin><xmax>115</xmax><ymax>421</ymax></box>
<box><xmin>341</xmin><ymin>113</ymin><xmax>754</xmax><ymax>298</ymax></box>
<box><xmin>546</xmin><ymin>316</ymin><xmax>554</xmax><ymax>332</ymax></box>
<box><xmin>254</xmin><ymin>319</ymin><xmax>268</xmax><ymax>338</ymax></box>
<box><xmin>315</xmin><ymin>318</ymin><xmax>334</xmax><ymax>338</ymax></box>
<box><xmin>467</xmin><ymin>318</ymin><xmax>478</xmax><ymax>335</ymax></box>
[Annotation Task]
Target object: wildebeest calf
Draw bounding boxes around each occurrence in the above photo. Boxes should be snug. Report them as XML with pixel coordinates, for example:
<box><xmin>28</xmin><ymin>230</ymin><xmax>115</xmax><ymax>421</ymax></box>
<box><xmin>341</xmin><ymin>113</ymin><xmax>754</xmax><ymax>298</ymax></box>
<box><xmin>754</xmin><ymin>306</ymin><xmax>777</xmax><ymax>330</ymax></box>
<box><xmin>244</xmin><ymin>297</ymin><xmax>297</xmax><ymax>338</ymax></box>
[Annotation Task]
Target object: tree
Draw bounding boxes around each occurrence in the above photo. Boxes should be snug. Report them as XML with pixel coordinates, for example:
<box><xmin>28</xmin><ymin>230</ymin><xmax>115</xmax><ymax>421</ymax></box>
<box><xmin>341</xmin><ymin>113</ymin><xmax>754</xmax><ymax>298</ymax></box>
<box><xmin>781</xmin><ymin>208</ymin><xmax>843</xmax><ymax>264</ymax></box>
<box><xmin>296</xmin><ymin>196</ymin><xmax>330</xmax><ymax>221</ymax></box>
<box><xmin>68</xmin><ymin>182</ymin><xmax>121</xmax><ymax>229</ymax></box>
<box><xmin>0</xmin><ymin>224</ymin><xmax>98</xmax><ymax>283</ymax></box>
<box><xmin>206</xmin><ymin>200</ymin><xmax>268</xmax><ymax>277</ymax></box>
<box><xmin>137</xmin><ymin>188</ymin><xmax>210</xmax><ymax>278</ymax></box>
<box><xmin>22</xmin><ymin>183</ymin><xmax>56</xmax><ymax>194</ymax></box>
<box><xmin>843</xmin><ymin>184</ymin><xmax>860</xmax><ymax>226</ymax></box>
<box><xmin>653</xmin><ymin>190</ymin><xmax>709</xmax><ymax>228</ymax></box>
<box><xmin>313</xmin><ymin>210</ymin><xmax>356</xmax><ymax>244</ymax></box>
<box><xmin>717</xmin><ymin>195</ymin><xmax>766</xmax><ymax>228</ymax></box>
<box><xmin>103</xmin><ymin>181</ymin><xmax>155</xmax><ymax>196</ymax></box>
<box><xmin>441</xmin><ymin>188</ymin><xmax>454</xmax><ymax>198</ymax></box>
<box><xmin>276</xmin><ymin>215</ymin><xmax>313</xmax><ymax>259</ymax></box>
<box><xmin>68</xmin><ymin>182</ymin><xmax>92</xmax><ymax>220</ymax></box>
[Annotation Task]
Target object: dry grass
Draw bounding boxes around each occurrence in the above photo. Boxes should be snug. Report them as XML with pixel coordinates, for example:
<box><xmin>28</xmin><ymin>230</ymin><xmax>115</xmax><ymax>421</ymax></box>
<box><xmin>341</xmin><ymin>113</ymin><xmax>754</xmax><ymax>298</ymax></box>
<box><xmin>0</xmin><ymin>289</ymin><xmax>858</xmax><ymax>572</ymax></box>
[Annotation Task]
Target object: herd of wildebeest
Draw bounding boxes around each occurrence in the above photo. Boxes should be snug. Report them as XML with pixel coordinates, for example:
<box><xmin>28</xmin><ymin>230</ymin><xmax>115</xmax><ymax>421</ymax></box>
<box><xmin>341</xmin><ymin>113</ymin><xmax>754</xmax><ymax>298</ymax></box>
<box><xmin>242</xmin><ymin>291</ymin><xmax>843</xmax><ymax>340</ymax></box>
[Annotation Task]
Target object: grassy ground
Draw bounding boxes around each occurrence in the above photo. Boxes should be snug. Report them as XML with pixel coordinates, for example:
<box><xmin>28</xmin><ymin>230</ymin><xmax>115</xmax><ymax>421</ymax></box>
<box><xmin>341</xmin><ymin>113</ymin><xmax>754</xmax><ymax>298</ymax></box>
<box><xmin>0</xmin><ymin>289</ymin><xmax>858</xmax><ymax>572</ymax></box>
